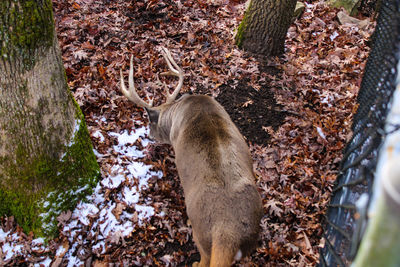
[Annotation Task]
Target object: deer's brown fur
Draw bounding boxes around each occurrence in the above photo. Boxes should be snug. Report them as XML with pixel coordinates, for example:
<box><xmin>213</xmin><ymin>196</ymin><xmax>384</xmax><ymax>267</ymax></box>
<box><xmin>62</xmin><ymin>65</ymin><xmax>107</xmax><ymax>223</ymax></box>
<box><xmin>120</xmin><ymin>48</ymin><xmax>263</xmax><ymax>267</ymax></box>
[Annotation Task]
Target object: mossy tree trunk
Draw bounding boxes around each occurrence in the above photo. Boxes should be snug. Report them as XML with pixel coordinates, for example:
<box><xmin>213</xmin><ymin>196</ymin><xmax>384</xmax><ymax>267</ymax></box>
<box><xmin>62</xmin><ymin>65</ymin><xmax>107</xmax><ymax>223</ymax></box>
<box><xmin>235</xmin><ymin>0</ymin><xmax>297</xmax><ymax>56</ymax></box>
<box><xmin>0</xmin><ymin>0</ymin><xmax>100</xmax><ymax>238</ymax></box>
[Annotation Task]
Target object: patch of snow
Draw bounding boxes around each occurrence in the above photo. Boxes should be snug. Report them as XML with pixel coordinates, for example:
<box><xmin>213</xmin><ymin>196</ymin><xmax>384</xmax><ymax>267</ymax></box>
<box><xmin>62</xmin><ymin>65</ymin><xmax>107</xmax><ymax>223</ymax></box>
<box><xmin>113</xmin><ymin>142</ymin><xmax>144</xmax><ymax>158</ymax></box>
<box><xmin>316</xmin><ymin>127</ymin><xmax>327</xmax><ymax>140</ymax></box>
<box><xmin>93</xmin><ymin>148</ymin><xmax>104</xmax><ymax>158</ymax></box>
<box><xmin>121</xmin><ymin>221</ymin><xmax>135</xmax><ymax>236</ymax></box>
<box><xmin>123</xmin><ymin>186</ymin><xmax>139</xmax><ymax>205</ymax></box>
<box><xmin>63</xmin><ymin>218</ymin><xmax>79</xmax><ymax>233</ymax></box>
<box><xmin>330</xmin><ymin>31</ymin><xmax>339</xmax><ymax>41</ymax></box>
<box><xmin>127</xmin><ymin>161</ymin><xmax>150</xmax><ymax>179</ymax></box>
<box><xmin>141</xmin><ymin>138</ymin><xmax>152</xmax><ymax>147</ymax></box>
<box><xmin>31</xmin><ymin>237</ymin><xmax>46</xmax><ymax>253</ymax></box>
<box><xmin>126</xmin><ymin>161</ymin><xmax>163</xmax><ymax>189</ymax></box>
<box><xmin>66</xmin><ymin>256</ymin><xmax>83</xmax><ymax>267</ymax></box>
<box><xmin>43</xmin><ymin>201</ymin><xmax>50</xmax><ymax>208</ymax></box>
<box><xmin>136</xmin><ymin>204</ymin><xmax>155</xmax><ymax>225</ymax></box>
<box><xmin>34</xmin><ymin>257</ymin><xmax>52</xmax><ymax>267</ymax></box>
<box><xmin>67</xmin><ymin>118</ymin><xmax>81</xmax><ymax>147</ymax></box>
<box><xmin>11</xmin><ymin>233</ymin><xmax>19</xmax><ymax>240</ymax></box>
<box><xmin>109</xmin><ymin>127</ymin><xmax>153</xmax><ymax>158</ymax></box>
<box><xmin>32</xmin><ymin>237</ymin><xmax>45</xmax><ymax>247</ymax></box>
<box><xmin>79</xmin><ymin>248</ymin><xmax>86</xmax><ymax>256</ymax></box>
<box><xmin>0</xmin><ymin>228</ymin><xmax>9</xmax><ymax>242</ymax></box>
<box><xmin>75</xmin><ymin>184</ymin><xmax>90</xmax><ymax>195</ymax></box>
<box><xmin>74</xmin><ymin>202</ymin><xmax>99</xmax><ymax>226</ymax></box>
<box><xmin>321</xmin><ymin>94</ymin><xmax>333</xmax><ymax>107</ymax></box>
<box><xmin>2</xmin><ymin>242</ymin><xmax>24</xmax><ymax>261</ymax></box>
<box><xmin>56</xmin><ymin>245</ymin><xmax>67</xmax><ymax>257</ymax></box>
<box><xmin>102</xmin><ymin>173</ymin><xmax>125</xmax><ymax>189</ymax></box>
<box><xmin>92</xmin><ymin>241</ymin><xmax>106</xmax><ymax>254</ymax></box>
<box><xmin>158</xmin><ymin>211</ymin><xmax>166</xmax><ymax>217</ymax></box>
<box><xmin>92</xmin><ymin>130</ymin><xmax>105</xmax><ymax>142</ymax></box>
<box><xmin>98</xmin><ymin>203</ymin><xmax>120</xmax><ymax>238</ymax></box>
<box><xmin>109</xmin><ymin>128</ymin><xmax>144</xmax><ymax>146</ymax></box>
<box><xmin>88</xmin><ymin>183</ymin><xmax>105</xmax><ymax>204</ymax></box>
<box><xmin>94</xmin><ymin>201</ymin><xmax>135</xmax><ymax>238</ymax></box>
<box><xmin>0</xmin><ymin>124</ymin><xmax>164</xmax><ymax>265</ymax></box>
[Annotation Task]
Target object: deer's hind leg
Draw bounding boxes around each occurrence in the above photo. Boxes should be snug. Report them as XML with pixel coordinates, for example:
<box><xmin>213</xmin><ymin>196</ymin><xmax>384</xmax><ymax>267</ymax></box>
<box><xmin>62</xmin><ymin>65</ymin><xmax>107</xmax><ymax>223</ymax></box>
<box><xmin>192</xmin><ymin>229</ymin><xmax>210</xmax><ymax>267</ymax></box>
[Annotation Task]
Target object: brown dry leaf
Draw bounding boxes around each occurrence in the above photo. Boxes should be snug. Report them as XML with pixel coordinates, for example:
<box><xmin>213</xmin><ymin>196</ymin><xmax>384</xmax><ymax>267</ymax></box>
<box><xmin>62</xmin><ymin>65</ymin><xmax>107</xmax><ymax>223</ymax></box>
<box><xmin>51</xmin><ymin>258</ymin><xmax>63</xmax><ymax>267</ymax></box>
<box><xmin>242</xmin><ymin>99</ymin><xmax>253</xmax><ymax>107</ymax></box>
<box><xmin>265</xmin><ymin>199</ymin><xmax>284</xmax><ymax>217</ymax></box>
<box><xmin>92</xmin><ymin>260</ymin><xmax>109</xmax><ymax>267</ymax></box>
<box><xmin>57</xmin><ymin>210</ymin><xmax>72</xmax><ymax>226</ymax></box>
<box><xmin>111</xmin><ymin>202</ymin><xmax>125</xmax><ymax>220</ymax></box>
<box><xmin>51</xmin><ymin>240</ymin><xmax>69</xmax><ymax>267</ymax></box>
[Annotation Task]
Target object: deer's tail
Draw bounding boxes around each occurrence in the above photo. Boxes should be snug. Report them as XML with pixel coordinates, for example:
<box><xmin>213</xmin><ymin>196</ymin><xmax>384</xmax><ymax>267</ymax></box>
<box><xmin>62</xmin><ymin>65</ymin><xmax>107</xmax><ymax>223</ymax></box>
<box><xmin>209</xmin><ymin>231</ymin><xmax>241</xmax><ymax>267</ymax></box>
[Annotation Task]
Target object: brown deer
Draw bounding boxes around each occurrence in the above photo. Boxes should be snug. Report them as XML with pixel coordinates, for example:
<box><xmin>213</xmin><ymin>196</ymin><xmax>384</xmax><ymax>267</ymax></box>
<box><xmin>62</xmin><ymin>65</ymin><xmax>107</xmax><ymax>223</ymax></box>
<box><xmin>120</xmin><ymin>47</ymin><xmax>263</xmax><ymax>267</ymax></box>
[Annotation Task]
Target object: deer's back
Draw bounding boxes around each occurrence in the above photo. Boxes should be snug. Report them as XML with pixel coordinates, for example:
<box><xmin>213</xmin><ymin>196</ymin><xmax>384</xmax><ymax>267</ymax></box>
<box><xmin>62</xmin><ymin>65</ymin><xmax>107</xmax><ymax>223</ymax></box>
<box><xmin>171</xmin><ymin>95</ymin><xmax>263</xmax><ymax>255</ymax></box>
<box><xmin>171</xmin><ymin>95</ymin><xmax>254</xmax><ymax>185</ymax></box>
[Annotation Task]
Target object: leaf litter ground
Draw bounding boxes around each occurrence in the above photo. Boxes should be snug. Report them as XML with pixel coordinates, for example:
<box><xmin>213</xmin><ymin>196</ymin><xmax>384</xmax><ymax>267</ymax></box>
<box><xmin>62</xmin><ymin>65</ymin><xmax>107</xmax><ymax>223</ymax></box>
<box><xmin>0</xmin><ymin>0</ymin><xmax>375</xmax><ymax>266</ymax></box>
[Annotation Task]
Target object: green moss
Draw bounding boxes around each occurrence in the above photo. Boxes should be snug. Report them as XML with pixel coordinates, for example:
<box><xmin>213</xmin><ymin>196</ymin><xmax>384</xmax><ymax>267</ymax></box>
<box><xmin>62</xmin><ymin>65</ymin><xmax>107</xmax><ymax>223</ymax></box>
<box><xmin>38</xmin><ymin>114</ymin><xmax>100</xmax><ymax>237</ymax></box>
<box><xmin>0</xmin><ymin>0</ymin><xmax>55</xmax><ymax>70</ymax></box>
<box><xmin>0</xmin><ymin>102</ymin><xmax>100</xmax><ymax>238</ymax></box>
<box><xmin>328</xmin><ymin>0</ymin><xmax>360</xmax><ymax>16</ymax></box>
<box><xmin>235</xmin><ymin>21</ymin><xmax>246</xmax><ymax>48</ymax></box>
<box><xmin>234</xmin><ymin>1</ymin><xmax>252</xmax><ymax>48</ymax></box>
<box><xmin>0</xmin><ymin>182</ymin><xmax>40</xmax><ymax>234</ymax></box>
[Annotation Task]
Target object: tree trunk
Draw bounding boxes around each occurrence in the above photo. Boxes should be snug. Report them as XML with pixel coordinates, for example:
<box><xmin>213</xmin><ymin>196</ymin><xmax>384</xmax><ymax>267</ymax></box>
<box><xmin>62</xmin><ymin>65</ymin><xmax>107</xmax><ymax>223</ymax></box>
<box><xmin>235</xmin><ymin>0</ymin><xmax>297</xmax><ymax>56</ymax></box>
<box><xmin>353</xmin><ymin>194</ymin><xmax>400</xmax><ymax>267</ymax></box>
<box><xmin>0</xmin><ymin>0</ymin><xmax>99</xmax><ymax>238</ymax></box>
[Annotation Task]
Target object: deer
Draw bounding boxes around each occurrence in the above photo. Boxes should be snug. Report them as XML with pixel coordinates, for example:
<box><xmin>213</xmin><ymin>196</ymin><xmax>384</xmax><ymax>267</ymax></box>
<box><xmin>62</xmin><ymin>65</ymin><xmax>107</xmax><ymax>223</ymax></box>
<box><xmin>119</xmin><ymin>47</ymin><xmax>263</xmax><ymax>267</ymax></box>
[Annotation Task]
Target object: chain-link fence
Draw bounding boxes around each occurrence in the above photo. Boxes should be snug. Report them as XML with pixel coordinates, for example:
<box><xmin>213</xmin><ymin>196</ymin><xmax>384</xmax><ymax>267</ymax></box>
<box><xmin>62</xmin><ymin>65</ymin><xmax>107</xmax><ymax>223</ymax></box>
<box><xmin>319</xmin><ymin>0</ymin><xmax>400</xmax><ymax>265</ymax></box>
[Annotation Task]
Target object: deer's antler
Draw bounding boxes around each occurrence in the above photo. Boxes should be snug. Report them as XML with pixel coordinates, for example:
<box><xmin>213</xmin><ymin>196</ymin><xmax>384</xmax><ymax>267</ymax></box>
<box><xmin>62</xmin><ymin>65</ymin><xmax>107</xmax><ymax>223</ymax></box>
<box><xmin>160</xmin><ymin>47</ymin><xmax>184</xmax><ymax>104</ymax></box>
<box><xmin>120</xmin><ymin>55</ymin><xmax>153</xmax><ymax>109</ymax></box>
<box><xmin>120</xmin><ymin>47</ymin><xmax>184</xmax><ymax>107</ymax></box>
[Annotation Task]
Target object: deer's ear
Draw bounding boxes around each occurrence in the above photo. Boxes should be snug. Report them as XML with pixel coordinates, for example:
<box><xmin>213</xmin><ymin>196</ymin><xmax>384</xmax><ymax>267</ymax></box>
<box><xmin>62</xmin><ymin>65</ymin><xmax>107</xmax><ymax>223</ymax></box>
<box><xmin>144</xmin><ymin>107</ymin><xmax>160</xmax><ymax>124</ymax></box>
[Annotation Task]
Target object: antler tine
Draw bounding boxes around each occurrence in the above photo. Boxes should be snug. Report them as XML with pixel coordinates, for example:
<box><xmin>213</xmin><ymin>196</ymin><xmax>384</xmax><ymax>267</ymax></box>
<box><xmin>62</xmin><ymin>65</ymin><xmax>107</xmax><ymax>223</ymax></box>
<box><xmin>160</xmin><ymin>47</ymin><xmax>184</xmax><ymax>103</ymax></box>
<box><xmin>120</xmin><ymin>55</ymin><xmax>153</xmax><ymax>109</ymax></box>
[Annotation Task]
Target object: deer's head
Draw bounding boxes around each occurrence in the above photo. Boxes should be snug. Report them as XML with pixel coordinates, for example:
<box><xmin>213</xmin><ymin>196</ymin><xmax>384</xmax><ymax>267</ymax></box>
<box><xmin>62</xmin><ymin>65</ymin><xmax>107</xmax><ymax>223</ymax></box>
<box><xmin>119</xmin><ymin>47</ymin><xmax>184</xmax><ymax>144</ymax></box>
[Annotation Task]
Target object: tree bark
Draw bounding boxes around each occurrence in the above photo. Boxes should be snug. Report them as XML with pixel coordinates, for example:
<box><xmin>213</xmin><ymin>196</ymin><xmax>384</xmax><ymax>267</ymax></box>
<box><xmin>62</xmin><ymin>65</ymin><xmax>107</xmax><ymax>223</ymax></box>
<box><xmin>353</xmin><ymin>196</ymin><xmax>400</xmax><ymax>266</ymax></box>
<box><xmin>0</xmin><ymin>0</ymin><xmax>99</xmax><ymax>237</ymax></box>
<box><xmin>235</xmin><ymin>0</ymin><xmax>297</xmax><ymax>56</ymax></box>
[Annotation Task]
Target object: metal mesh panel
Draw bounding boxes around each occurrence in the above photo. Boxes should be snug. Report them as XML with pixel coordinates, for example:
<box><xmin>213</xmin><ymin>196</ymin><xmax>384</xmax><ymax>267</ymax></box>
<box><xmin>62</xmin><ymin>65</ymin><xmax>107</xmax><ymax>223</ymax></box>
<box><xmin>319</xmin><ymin>0</ymin><xmax>400</xmax><ymax>266</ymax></box>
